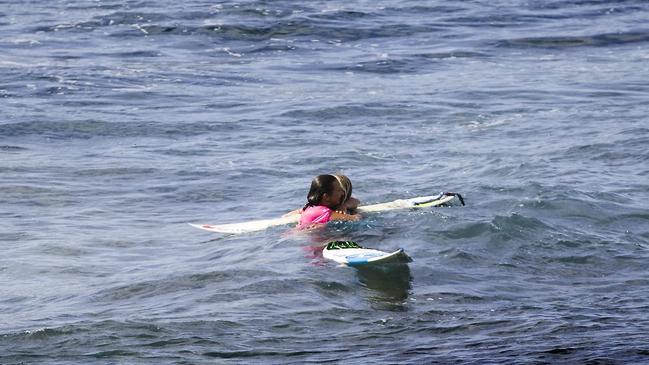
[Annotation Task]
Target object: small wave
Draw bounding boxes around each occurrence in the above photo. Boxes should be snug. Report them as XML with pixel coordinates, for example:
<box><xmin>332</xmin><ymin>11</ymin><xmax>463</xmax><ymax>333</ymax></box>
<box><xmin>88</xmin><ymin>350</ymin><xmax>141</xmax><ymax>358</ymax></box>
<box><xmin>74</xmin><ymin>167</ymin><xmax>158</xmax><ymax>177</ymax></box>
<box><xmin>311</xmin><ymin>51</ymin><xmax>487</xmax><ymax>74</ymax></box>
<box><xmin>146</xmin><ymin>21</ymin><xmax>435</xmax><ymax>43</ymax></box>
<box><xmin>0</xmin><ymin>185</ymin><xmax>77</xmax><ymax>207</ymax></box>
<box><xmin>32</xmin><ymin>8</ymin><xmax>441</xmax><ymax>44</ymax></box>
<box><xmin>439</xmin><ymin>221</ymin><xmax>493</xmax><ymax>239</ymax></box>
<box><xmin>499</xmin><ymin>30</ymin><xmax>649</xmax><ymax>49</ymax></box>
<box><xmin>203</xmin><ymin>348</ymin><xmax>325</xmax><ymax>359</ymax></box>
<box><xmin>564</xmin><ymin>138</ymin><xmax>649</xmax><ymax>163</ymax></box>
<box><xmin>0</xmin><ymin>120</ymin><xmax>244</xmax><ymax>139</ymax></box>
<box><xmin>491</xmin><ymin>213</ymin><xmax>551</xmax><ymax>235</ymax></box>
<box><xmin>0</xmin><ymin>145</ymin><xmax>27</xmax><ymax>151</ymax></box>
<box><xmin>109</xmin><ymin>50</ymin><xmax>162</xmax><ymax>58</ymax></box>
<box><xmin>439</xmin><ymin>247</ymin><xmax>483</xmax><ymax>263</ymax></box>
<box><xmin>92</xmin><ymin>269</ymin><xmax>279</xmax><ymax>303</ymax></box>
<box><xmin>30</xmin><ymin>11</ymin><xmax>172</xmax><ymax>33</ymax></box>
<box><xmin>281</xmin><ymin>104</ymin><xmax>407</xmax><ymax>121</ymax></box>
<box><xmin>21</xmin><ymin>327</ymin><xmax>68</xmax><ymax>338</ymax></box>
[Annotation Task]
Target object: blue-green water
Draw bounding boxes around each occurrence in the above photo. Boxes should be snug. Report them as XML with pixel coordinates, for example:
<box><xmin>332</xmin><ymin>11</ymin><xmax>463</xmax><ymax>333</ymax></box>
<box><xmin>2</xmin><ymin>1</ymin><xmax>649</xmax><ymax>363</ymax></box>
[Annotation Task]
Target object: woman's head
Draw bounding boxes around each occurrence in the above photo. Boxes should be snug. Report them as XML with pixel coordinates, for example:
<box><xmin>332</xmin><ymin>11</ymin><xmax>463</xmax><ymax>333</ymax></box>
<box><xmin>305</xmin><ymin>174</ymin><xmax>346</xmax><ymax>208</ymax></box>
<box><xmin>334</xmin><ymin>174</ymin><xmax>352</xmax><ymax>203</ymax></box>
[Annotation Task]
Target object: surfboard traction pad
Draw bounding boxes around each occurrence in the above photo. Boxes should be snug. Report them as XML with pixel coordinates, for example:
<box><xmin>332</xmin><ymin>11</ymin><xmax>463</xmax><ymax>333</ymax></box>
<box><xmin>326</xmin><ymin>240</ymin><xmax>364</xmax><ymax>250</ymax></box>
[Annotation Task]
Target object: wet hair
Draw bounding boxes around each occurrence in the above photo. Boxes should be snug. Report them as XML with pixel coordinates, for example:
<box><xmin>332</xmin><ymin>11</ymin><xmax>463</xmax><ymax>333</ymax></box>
<box><xmin>304</xmin><ymin>174</ymin><xmax>342</xmax><ymax>209</ymax></box>
<box><xmin>335</xmin><ymin>174</ymin><xmax>352</xmax><ymax>203</ymax></box>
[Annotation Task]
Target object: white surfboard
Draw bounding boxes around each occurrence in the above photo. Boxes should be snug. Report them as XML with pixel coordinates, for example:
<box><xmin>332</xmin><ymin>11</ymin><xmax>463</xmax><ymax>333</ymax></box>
<box><xmin>322</xmin><ymin>240</ymin><xmax>411</xmax><ymax>267</ymax></box>
<box><xmin>190</xmin><ymin>192</ymin><xmax>464</xmax><ymax>234</ymax></box>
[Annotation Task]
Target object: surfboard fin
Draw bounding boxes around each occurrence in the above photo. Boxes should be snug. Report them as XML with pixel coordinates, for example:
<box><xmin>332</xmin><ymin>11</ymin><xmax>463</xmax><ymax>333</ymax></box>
<box><xmin>443</xmin><ymin>192</ymin><xmax>465</xmax><ymax>206</ymax></box>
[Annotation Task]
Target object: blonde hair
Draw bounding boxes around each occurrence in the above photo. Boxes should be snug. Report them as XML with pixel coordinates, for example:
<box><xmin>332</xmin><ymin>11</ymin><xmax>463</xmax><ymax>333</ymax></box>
<box><xmin>334</xmin><ymin>174</ymin><xmax>352</xmax><ymax>202</ymax></box>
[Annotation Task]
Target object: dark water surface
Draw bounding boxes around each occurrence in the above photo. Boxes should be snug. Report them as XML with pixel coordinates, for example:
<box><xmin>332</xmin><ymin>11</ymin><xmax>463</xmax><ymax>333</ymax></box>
<box><xmin>2</xmin><ymin>0</ymin><xmax>649</xmax><ymax>363</ymax></box>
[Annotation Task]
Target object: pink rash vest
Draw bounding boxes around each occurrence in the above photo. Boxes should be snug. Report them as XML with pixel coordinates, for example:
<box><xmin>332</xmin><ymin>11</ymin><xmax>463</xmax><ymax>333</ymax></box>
<box><xmin>298</xmin><ymin>205</ymin><xmax>332</xmax><ymax>229</ymax></box>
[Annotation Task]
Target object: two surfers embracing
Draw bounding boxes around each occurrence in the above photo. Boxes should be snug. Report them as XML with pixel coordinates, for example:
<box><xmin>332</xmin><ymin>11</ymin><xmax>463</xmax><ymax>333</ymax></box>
<box><xmin>285</xmin><ymin>174</ymin><xmax>361</xmax><ymax>230</ymax></box>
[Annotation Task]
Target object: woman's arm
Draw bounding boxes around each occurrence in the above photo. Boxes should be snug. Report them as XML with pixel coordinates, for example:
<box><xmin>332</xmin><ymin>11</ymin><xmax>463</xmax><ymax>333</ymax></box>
<box><xmin>330</xmin><ymin>210</ymin><xmax>362</xmax><ymax>222</ymax></box>
<box><xmin>337</xmin><ymin>196</ymin><xmax>360</xmax><ymax>215</ymax></box>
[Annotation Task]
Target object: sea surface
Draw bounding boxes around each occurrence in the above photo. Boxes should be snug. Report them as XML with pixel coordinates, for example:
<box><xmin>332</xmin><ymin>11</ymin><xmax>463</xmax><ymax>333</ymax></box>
<box><xmin>2</xmin><ymin>0</ymin><xmax>649</xmax><ymax>363</ymax></box>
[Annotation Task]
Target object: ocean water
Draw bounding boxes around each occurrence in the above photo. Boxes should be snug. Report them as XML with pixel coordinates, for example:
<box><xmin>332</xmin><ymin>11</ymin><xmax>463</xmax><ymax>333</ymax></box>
<box><xmin>2</xmin><ymin>0</ymin><xmax>649</xmax><ymax>363</ymax></box>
